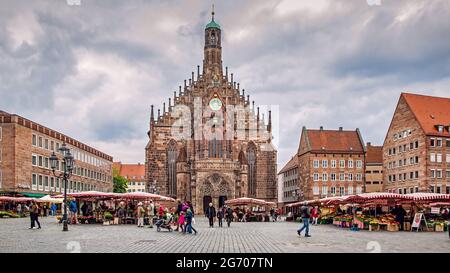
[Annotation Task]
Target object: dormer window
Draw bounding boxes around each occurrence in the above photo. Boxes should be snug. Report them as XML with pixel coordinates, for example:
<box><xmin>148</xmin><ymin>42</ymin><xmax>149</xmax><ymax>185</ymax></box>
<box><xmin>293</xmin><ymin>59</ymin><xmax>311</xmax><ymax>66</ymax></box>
<box><xmin>436</xmin><ymin>125</ymin><xmax>444</xmax><ymax>132</ymax></box>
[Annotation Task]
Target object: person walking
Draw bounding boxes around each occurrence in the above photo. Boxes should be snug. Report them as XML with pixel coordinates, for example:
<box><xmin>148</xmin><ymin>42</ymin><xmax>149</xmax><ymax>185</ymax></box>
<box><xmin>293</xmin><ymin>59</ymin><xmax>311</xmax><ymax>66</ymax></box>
<box><xmin>205</xmin><ymin>203</ymin><xmax>216</xmax><ymax>228</ymax></box>
<box><xmin>137</xmin><ymin>202</ymin><xmax>145</xmax><ymax>227</ymax></box>
<box><xmin>29</xmin><ymin>202</ymin><xmax>41</xmax><ymax>229</ymax></box>
<box><xmin>185</xmin><ymin>209</ymin><xmax>197</xmax><ymax>235</ymax></box>
<box><xmin>217</xmin><ymin>207</ymin><xmax>224</xmax><ymax>227</ymax></box>
<box><xmin>178</xmin><ymin>211</ymin><xmax>186</xmax><ymax>233</ymax></box>
<box><xmin>147</xmin><ymin>200</ymin><xmax>155</xmax><ymax>228</ymax></box>
<box><xmin>297</xmin><ymin>203</ymin><xmax>311</xmax><ymax>237</ymax></box>
<box><xmin>225</xmin><ymin>206</ymin><xmax>233</xmax><ymax>227</ymax></box>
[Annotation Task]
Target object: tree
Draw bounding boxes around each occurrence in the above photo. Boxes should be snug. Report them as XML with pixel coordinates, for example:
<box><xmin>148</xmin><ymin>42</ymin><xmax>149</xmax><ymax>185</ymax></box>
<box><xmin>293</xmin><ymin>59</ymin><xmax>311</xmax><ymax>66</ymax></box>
<box><xmin>113</xmin><ymin>168</ymin><xmax>128</xmax><ymax>193</ymax></box>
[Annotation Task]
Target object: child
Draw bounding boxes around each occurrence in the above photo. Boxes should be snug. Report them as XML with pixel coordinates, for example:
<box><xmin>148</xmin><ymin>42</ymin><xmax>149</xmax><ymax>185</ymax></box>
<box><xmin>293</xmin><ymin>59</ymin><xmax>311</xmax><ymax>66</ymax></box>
<box><xmin>178</xmin><ymin>211</ymin><xmax>186</xmax><ymax>233</ymax></box>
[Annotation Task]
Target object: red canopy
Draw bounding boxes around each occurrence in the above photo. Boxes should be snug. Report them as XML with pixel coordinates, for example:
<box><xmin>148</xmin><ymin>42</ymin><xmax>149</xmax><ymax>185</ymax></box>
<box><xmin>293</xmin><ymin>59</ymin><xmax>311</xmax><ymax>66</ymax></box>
<box><xmin>0</xmin><ymin>196</ymin><xmax>35</xmax><ymax>203</ymax></box>
<box><xmin>53</xmin><ymin>191</ymin><xmax>115</xmax><ymax>200</ymax></box>
<box><xmin>53</xmin><ymin>191</ymin><xmax>175</xmax><ymax>202</ymax></box>
<box><xmin>117</xmin><ymin>192</ymin><xmax>175</xmax><ymax>202</ymax></box>
<box><xmin>348</xmin><ymin>192</ymin><xmax>410</xmax><ymax>203</ymax></box>
<box><xmin>404</xmin><ymin>193</ymin><xmax>450</xmax><ymax>202</ymax></box>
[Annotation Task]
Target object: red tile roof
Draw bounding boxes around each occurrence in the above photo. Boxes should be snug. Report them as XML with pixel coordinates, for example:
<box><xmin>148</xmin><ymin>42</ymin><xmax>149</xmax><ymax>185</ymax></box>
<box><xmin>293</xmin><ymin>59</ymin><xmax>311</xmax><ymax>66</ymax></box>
<box><xmin>366</xmin><ymin>144</ymin><xmax>383</xmax><ymax>164</ymax></box>
<box><xmin>113</xmin><ymin>163</ymin><xmax>145</xmax><ymax>177</ymax></box>
<box><xmin>278</xmin><ymin>156</ymin><xmax>298</xmax><ymax>174</ymax></box>
<box><xmin>305</xmin><ymin>129</ymin><xmax>364</xmax><ymax>153</ymax></box>
<box><xmin>402</xmin><ymin>93</ymin><xmax>450</xmax><ymax>136</ymax></box>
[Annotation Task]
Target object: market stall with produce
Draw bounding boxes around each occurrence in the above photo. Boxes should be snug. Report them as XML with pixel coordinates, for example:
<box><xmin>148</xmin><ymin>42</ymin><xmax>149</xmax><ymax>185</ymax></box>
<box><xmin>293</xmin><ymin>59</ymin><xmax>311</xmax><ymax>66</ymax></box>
<box><xmin>284</xmin><ymin>192</ymin><xmax>450</xmax><ymax>232</ymax></box>
<box><xmin>53</xmin><ymin>191</ymin><xmax>176</xmax><ymax>225</ymax></box>
<box><xmin>0</xmin><ymin>196</ymin><xmax>35</xmax><ymax>218</ymax></box>
<box><xmin>225</xmin><ymin>197</ymin><xmax>276</xmax><ymax>222</ymax></box>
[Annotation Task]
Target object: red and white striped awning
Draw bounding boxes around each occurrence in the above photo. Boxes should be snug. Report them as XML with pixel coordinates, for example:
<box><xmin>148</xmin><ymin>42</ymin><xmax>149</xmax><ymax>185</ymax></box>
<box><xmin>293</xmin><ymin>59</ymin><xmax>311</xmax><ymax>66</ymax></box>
<box><xmin>53</xmin><ymin>191</ymin><xmax>115</xmax><ymax>199</ymax></box>
<box><xmin>53</xmin><ymin>191</ymin><xmax>175</xmax><ymax>202</ymax></box>
<box><xmin>117</xmin><ymin>192</ymin><xmax>175</xmax><ymax>202</ymax></box>
<box><xmin>404</xmin><ymin>193</ymin><xmax>450</xmax><ymax>201</ymax></box>
<box><xmin>0</xmin><ymin>196</ymin><xmax>35</xmax><ymax>203</ymax></box>
<box><xmin>349</xmin><ymin>192</ymin><xmax>410</xmax><ymax>203</ymax></box>
<box><xmin>225</xmin><ymin>197</ymin><xmax>269</xmax><ymax>206</ymax></box>
<box><xmin>429</xmin><ymin>202</ymin><xmax>450</xmax><ymax>207</ymax></box>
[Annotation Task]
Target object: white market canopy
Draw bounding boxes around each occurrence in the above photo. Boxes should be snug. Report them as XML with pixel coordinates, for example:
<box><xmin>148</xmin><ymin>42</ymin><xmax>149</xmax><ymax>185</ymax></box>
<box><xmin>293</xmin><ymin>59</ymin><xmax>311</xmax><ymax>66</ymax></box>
<box><xmin>36</xmin><ymin>195</ymin><xmax>64</xmax><ymax>204</ymax></box>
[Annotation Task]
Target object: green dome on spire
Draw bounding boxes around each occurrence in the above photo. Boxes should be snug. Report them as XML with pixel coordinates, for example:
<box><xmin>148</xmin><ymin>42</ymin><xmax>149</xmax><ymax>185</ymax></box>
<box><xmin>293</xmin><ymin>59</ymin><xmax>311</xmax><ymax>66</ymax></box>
<box><xmin>206</xmin><ymin>19</ymin><xmax>220</xmax><ymax>30</ymax></box>
<box><xmin>206</xmin><ymin>4</ymin><xmax>220</xmax><ymax>29</ymax></box>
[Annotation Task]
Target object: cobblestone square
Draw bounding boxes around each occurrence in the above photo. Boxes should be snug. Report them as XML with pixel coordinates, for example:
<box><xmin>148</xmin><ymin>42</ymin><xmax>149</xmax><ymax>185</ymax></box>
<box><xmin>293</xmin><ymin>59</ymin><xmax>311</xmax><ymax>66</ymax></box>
<box><xmin>0</xmin><ymin>217</ymin><xmax>449</xmax><ymax>253</ymax></box>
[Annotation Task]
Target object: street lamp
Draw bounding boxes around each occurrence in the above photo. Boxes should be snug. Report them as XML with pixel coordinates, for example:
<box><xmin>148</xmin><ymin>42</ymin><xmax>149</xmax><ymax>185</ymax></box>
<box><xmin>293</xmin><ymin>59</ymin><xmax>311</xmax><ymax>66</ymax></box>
<box><xmin>50</xmin><ymin>142</ymin><xmax>74</xmax><ymax>232</ymax></box>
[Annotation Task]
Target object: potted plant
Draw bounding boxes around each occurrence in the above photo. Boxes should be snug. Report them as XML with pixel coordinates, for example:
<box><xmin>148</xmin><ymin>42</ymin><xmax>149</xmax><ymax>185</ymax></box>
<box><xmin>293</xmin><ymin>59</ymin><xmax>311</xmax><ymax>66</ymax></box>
<box><xmin>103</xmin><ymin>212</ymin><xmax>113</xmax><ymax>225</ymax></box>
<box><xmin>369</xmin><ymin>220</ymin><xmax>379</xmax><ymax>231</ymax></box>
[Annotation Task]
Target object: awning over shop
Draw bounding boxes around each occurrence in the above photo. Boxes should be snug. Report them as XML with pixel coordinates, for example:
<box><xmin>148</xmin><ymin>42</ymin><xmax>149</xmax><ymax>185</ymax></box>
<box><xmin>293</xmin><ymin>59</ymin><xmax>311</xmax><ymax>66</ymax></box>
<box><xmin>225</xmin><ymin>197</ymin><xmax>274</xmax><ymax>207</ymax></box>
<box><xmin>19</xmin><ymin>192</ymin><xmax>47</xmax><ymax>198</ymax></box>
<box><xmin>36</xmin><ymin>195</ymin><xmax>64</xmax><ymax>204</ymax></box>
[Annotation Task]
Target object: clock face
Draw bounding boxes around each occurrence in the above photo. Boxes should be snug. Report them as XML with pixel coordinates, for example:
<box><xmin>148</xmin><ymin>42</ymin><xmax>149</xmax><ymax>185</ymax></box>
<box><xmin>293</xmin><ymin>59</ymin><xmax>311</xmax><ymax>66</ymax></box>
<box><xmin>209</xmin><ymin>98</ymin><xmax>222</xmax><ymax>111</ymax></box>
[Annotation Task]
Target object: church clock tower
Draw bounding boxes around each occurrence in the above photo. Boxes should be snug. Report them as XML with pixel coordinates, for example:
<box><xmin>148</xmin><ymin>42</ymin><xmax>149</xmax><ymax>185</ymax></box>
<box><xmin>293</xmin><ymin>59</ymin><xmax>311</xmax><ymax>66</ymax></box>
<box><xmin>203</xmin><ymin>6</ymin><xmax>222</xmax><ymax>77</ymax></box>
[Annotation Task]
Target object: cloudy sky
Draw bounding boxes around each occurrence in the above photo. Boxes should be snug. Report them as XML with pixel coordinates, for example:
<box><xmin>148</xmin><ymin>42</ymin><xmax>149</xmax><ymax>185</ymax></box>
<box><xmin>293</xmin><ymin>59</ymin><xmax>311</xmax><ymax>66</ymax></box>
<box><xmin>1</xmin><ymin>0</ymin><xmax>450</xmax><ymax>168</ymax></box>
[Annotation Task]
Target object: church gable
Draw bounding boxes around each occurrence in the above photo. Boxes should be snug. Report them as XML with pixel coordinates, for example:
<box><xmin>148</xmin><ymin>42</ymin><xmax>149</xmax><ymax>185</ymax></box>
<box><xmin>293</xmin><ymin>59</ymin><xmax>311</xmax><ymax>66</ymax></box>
<box><xmin>144</xmin><ymin>8</ymin><xmax>278</xmax><ymax>212</ymax></box>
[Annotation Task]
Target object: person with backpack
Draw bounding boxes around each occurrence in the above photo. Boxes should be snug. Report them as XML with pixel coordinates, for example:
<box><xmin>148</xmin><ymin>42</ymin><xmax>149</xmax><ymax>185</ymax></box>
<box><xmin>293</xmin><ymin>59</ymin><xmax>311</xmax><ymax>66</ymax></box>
<box><xmin>185</xmin><ymin>208</ymin><xmax>197</xmax><ymax>235</ymax></box>
<box><xmin>297</xmin><ymin>202</ymin><xmax>311</xmax><ymax>237</ymax></box>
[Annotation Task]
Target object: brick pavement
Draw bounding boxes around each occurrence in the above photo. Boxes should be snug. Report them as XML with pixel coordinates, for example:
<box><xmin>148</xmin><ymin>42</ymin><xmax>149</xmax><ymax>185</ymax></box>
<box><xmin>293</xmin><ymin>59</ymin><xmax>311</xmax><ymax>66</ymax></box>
<box><xmin>0</xmin><ymin>217</ymin><xmax>448</xmax><ymax>253</ymax></box>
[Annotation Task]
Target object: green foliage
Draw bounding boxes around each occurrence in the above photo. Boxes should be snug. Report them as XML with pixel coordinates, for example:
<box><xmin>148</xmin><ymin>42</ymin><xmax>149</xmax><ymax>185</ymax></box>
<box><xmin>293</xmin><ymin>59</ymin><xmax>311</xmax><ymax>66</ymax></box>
<box><xmin>104</xmin><ymin>212</ymin><xmax>113</xmax><ymax>220</ymax></box>
<box><xmin>113</xmin><ymin>174</ymin><xmax>128</xmax><ymax>193</ymax></box>
<box><xmin>0</xmin><ymin>211</ymin><xmax>20</xmax><ymax>218</ymax></box>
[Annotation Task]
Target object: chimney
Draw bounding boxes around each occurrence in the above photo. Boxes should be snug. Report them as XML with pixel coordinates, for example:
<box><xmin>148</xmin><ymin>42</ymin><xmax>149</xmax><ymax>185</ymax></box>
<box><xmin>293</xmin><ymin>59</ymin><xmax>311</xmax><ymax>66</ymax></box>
<box><xmin>367</xmin><ymin>142</ymin><xmax>371</xmax><ymax>147</ymax></box>
<box><xmin>339</xmin><ymin>127</ymin><xmax>343</xmax><ymax>131</ymax></box>
<box><xmin>320</xmin><ymin>126</ymin><xmax>323</xmax><ymax>131</ymax></box>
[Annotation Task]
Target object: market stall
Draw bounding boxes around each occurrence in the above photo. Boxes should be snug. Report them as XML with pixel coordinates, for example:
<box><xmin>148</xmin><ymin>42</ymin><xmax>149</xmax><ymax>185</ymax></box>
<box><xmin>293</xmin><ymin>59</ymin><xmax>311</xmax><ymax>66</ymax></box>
<box><xmin>53</xmin><ymin>191</ymin><xmax>176</xmax><ymax>225</ymax></box>
<box><xmin>0</xmin><ymin>196</ymin><xmax>35</xmax><ymax>218</ymax></box>
<box><xmin>225</xmin><ymin>197</ymin><xmax>276</xmax><ymax>222</ymax></box>
<box><xmin>284</xmin><ymin>192</ymin><xmax>450</xmax><ymax>232</ymax></box>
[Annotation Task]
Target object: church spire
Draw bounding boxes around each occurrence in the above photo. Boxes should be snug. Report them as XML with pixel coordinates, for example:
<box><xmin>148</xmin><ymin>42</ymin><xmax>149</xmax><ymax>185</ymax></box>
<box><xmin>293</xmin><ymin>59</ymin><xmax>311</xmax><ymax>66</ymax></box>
<box><xmin>203</xmin><ymin>4</ymin><xmax>222</xmax><ymax>77</ymax></box>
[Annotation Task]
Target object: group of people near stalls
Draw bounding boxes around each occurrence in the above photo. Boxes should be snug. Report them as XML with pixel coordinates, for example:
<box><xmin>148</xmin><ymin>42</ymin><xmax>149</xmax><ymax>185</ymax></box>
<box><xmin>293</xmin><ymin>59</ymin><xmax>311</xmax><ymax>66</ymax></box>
<box><xmin>204</xmin><ymin>204</ymin><xmax>281</xmax><ymax>224</ymax></box>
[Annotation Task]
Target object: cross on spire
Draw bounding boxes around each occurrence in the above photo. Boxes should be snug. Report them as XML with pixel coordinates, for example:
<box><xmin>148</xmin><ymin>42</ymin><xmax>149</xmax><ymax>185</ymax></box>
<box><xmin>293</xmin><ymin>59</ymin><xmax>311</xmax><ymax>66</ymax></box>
<box><xmin>212</xmin><ymin>4</ymin><xmax>215</xmax><ymax>21</ymax></box>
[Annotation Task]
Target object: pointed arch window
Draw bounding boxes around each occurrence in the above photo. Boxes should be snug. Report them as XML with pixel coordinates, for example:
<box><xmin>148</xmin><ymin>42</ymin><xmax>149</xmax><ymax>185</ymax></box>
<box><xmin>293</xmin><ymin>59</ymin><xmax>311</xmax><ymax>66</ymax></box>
<box><xmin>167</xmin><ymin>140</ymin><xmax>177</xmax><ymax>196</ymax></box>
<box><xmin>208</xmin><ymin>138</ymin><xmax>222</xmax><ymax>158</ymax></box>
<box><xmin>248</xmin><ymin>144</ymin><xmax>256</xmax><ymax>196</ymax></box>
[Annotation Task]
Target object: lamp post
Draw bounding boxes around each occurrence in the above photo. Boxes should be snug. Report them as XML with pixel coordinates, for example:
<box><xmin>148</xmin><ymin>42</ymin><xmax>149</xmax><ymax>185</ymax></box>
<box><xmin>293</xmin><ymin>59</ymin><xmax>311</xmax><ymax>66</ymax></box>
<box><xmin>50</xmin><ymin>142</ymin><xmax>74</xmax><ymax>232</ymax></box>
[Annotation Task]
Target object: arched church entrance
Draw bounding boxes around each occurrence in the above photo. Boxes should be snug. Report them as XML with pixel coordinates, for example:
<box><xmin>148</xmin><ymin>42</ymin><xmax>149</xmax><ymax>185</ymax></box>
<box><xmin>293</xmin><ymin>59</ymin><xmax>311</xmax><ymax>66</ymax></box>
<box><xmin>200</xmin><ymin>173</ymin><xmax>232</xmax><ymax>213</ymax></box>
